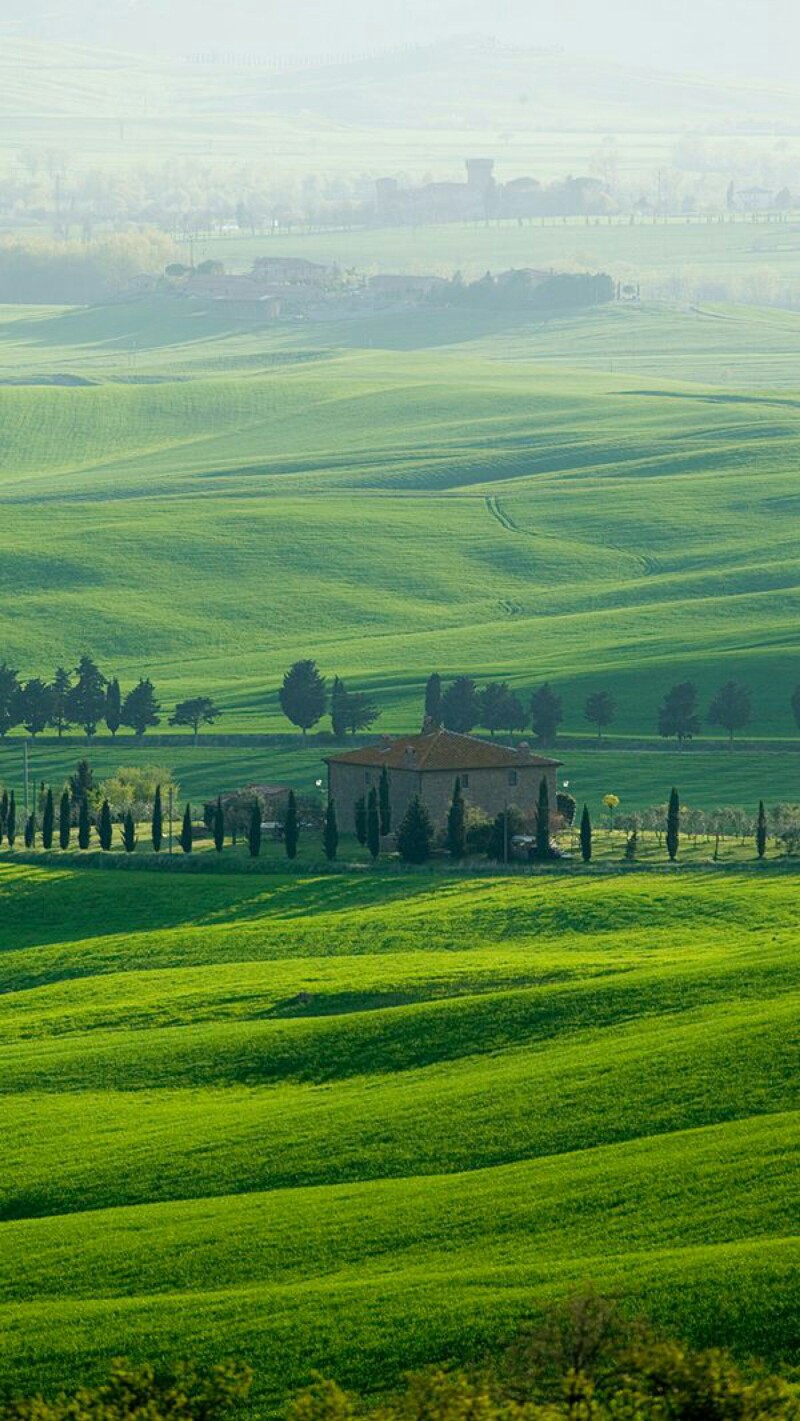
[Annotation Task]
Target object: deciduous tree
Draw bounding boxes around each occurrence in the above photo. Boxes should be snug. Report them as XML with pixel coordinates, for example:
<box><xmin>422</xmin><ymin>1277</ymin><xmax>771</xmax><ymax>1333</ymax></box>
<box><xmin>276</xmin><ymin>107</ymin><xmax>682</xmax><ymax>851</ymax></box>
<box><xmin>584</xmin><ymin>690</ymin><xmax>616</xmax><ymax>739</ymax></box>
<box><xmin>708</xmin><ymin>680</ymin><xmax>752</xmax><ymax>749</ymax></box>
<box><xmin>170</xmin><ymin>696</ymin><xmax>221</xmax><ymax>745</ymax></box>
<box><xmin>658</xmin><ymin>681</ymin><xmax>699</xmax><ymax>746</ymax></box>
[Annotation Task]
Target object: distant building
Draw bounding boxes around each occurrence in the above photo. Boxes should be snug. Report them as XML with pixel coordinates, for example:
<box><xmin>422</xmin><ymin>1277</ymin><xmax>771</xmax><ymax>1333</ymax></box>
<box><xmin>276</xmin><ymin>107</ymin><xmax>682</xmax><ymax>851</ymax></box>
<box><xmin>734</xmin><ymin>187</ymin><xmax>774</xmax><ymax>213</ymax></box>
<box><xmin>251</xmin><ymin>256</ymin><xmax>333</xmax><ymax>286</ymax></box>
<box><xmin>325</xmin><ymin>727</ymin><xmax>561</xmax><ymax>832</ymax></box>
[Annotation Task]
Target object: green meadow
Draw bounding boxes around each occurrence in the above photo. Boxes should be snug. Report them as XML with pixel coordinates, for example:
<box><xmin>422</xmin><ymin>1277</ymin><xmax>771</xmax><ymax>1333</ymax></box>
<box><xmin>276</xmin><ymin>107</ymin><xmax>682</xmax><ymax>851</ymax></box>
<box><xmin>0</xmin><ymin>862</ymin><xmax>797</xmax><ymax>1407</ymax></box>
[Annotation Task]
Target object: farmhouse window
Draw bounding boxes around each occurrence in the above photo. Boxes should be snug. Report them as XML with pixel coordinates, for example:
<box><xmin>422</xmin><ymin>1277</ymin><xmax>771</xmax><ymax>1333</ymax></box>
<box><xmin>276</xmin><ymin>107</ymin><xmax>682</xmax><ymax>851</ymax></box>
<box><xmin>462</xmin><ymin>774</ymin><xmax>469</xmax><ymax>788</ymax></box>
<box><xmin>508</xmin><ymin>770</ymin><xmax>518</xmax><ymax>786</ymax></box>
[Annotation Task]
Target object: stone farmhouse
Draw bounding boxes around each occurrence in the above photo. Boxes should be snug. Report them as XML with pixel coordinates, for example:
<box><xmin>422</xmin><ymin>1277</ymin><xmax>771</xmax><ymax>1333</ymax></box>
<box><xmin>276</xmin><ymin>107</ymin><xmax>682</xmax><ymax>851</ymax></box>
<box><xmin>325</xmin><ymin>727</ymin><xmax>561</xmax><ymax>832</ymax></box>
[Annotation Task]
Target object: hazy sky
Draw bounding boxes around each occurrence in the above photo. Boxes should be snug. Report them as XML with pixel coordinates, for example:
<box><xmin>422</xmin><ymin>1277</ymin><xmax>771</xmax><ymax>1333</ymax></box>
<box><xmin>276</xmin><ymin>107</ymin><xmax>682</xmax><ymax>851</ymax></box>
<box><xmin>4</xmin><ymin>0</ymin><xmax>797</xmax><ymax>80</ymax></box>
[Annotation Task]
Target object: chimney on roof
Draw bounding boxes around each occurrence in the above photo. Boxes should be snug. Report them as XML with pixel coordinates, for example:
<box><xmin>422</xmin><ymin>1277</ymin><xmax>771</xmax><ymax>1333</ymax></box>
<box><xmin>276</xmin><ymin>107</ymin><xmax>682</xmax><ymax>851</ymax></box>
<box><xmin>404</xmin><ymin>745</ymin><xmax>416</xmax><ymax>763</ymax></box>
<box><xmin>421</xmin><ymin>715</ymin><xmax>439</xmax><ymax>735</ymax></box>
<box><xmin>517</xmin><ymin>741</ymin><xmax>532</xmax><ymax>760</ymax></box>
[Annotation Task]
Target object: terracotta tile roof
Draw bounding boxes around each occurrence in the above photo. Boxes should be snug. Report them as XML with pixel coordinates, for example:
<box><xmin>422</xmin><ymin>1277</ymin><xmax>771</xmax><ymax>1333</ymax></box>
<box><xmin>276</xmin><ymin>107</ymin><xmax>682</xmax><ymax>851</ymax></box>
<box><xmin>325</xmin><ymin>728</ymin><xmax>561</xmax><ymax>772</ymax></box>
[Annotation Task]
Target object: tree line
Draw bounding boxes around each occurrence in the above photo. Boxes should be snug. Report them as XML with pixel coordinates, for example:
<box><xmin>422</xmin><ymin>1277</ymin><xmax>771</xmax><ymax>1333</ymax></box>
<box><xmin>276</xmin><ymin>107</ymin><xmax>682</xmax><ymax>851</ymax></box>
<box><xmin>0</xmin><ymin>657</ymin><xmax>221</xmax><ymax>743</ymax></box>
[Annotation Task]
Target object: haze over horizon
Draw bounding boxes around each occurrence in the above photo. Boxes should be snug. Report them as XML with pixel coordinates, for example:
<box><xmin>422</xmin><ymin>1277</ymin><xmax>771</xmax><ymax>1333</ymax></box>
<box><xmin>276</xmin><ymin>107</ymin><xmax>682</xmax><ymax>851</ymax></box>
<box><xmin>1</xmin><ymin>0</ymin><xmax>796</xmax><ymax>84</ymax></box>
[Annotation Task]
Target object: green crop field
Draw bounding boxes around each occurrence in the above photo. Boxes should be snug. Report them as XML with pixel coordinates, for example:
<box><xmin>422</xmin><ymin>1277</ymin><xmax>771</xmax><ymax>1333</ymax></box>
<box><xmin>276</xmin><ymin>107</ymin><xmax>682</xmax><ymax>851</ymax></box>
<box><xmin>0</xmin><ymin>862</ymin><xmax>797</xmax><ymax>1407</ymax></box>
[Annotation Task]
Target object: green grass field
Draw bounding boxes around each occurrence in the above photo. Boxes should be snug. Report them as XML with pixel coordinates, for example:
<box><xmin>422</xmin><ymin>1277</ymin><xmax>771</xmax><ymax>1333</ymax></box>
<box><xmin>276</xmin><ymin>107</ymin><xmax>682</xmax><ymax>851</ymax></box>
<box><xmin>0</xmin><ymin>863</ymin><xmax>797</xmax><ymax>1406</ymax></box>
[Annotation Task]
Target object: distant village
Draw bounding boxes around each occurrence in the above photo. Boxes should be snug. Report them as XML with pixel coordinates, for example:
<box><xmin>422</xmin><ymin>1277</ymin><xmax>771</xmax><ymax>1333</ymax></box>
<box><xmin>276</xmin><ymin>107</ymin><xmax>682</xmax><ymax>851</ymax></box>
<box><xmin>134</xmin><ymin>248</ymin><xmax>615</xmax><ymax>323</ymax></box>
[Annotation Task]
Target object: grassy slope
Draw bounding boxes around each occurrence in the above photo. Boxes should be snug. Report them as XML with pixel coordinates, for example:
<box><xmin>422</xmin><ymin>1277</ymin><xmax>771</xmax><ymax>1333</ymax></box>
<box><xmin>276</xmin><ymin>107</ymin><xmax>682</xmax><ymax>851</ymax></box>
<box><xmin>1</xmin><ymin>300</ymin><xmax>800</xmax><ymax>764</ymax></box>
<box><xmin>0</xmin><ymin>864</ymin><xmax>797</xmax><ymax>1404</ymax></box>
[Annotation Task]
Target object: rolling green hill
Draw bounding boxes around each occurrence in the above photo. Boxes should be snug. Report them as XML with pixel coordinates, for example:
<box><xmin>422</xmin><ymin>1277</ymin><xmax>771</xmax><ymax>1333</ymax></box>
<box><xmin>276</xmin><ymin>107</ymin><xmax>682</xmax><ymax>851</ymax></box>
<box><xmin>0</xmin><ymin>298</ymin><xmax>799</xmax><ymax>758</ymax></box>
<box><xmin>0</xmin><ymin>863</ymin><xmax>797</xmax><ymax>1406</ymax></box>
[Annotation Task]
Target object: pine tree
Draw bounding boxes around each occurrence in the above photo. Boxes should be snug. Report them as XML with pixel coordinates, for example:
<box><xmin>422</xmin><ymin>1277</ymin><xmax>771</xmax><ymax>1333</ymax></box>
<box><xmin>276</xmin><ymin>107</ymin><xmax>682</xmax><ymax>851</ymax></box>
<box><xmin>580</xmin><ymin>804</ymin><xmax>592</xmax><ymax>864</ymax></box>
<box><xmin>279</xmin><ymin>660</ymin><xmax>326</xmax><ymax>739</ymax></box>
<box><xmin>21</xmin><ymin>679</ymin><xmax>53</xmax><ymax>737</ymax></box>
<box><xmin>121</xmin><ymin>678</ymin><xmax>161</xmax><ymax>738</ymax></box>
<box><xmin>152</xmin><ymin>785</ymin><xmax>163</xmax><ymax>852</ymax></box>
<box><xmin>666</xmin><ymin>787</ymin><xmax>680</xmax><ymax>862</ymax></box>
<box><xmin>105</xmin><ymin>678</ymin><xmax>122</xmax><ymax>737</ymax></box>
<box><xmin>78</xmin><ymin>795</ymin><xmax>90</xmax><ymax>850</ymax></box>
<box><xmin>378</xmin><ymin>765</ymin><xmax>391</xmax><ymax>836</ymax></box>
<box><xmin>67</xmin><ymin>655</ymin><xmax>107</xmax><ymax>742</ymax></box>
<box><xmin>248</xmin><ymin>799</ymin><xmax>262</xmax><ymax>859</ymax></box>
<box><xmin>424</xmin><ymin>672</ymin><xmax>442</xmax><ymax>725</ymax></box>
<box><xmin>49</xmin><ymin>667</ymin><xmax>72</xmax><ymax>737</ymax></box>
<box><xmin>367</xmin><ymin>786</ymin><xmax>380</xmax><ymax>860</ymax></box>
<box><xmin>446</xmin><ymin>777</ymin><xmax>466</xmax><ymax>859</ymax></box>
<box><xmin>6</xmin><ymin>791</ymin><xmax>16</xmax><ymax>848</ymax></box>
<box><xmin>213</xmin><ymin>795</ymin><xmax>225</xmax><ymax>853</ymax></box>
<box><xmin>441</xmin><ymin>676</ymin><xmax>480</xmax><ymax>734</ymax></box>
<box><xmin>535</xmin><ymin>776</ymin><xmax>551</xmax><ymax>860</ymax></box>
<box><xmin>42</xmin><ymin>788</ymin><xmax>54</xmax><ymax>850</ymax></box>
<box><xmin>354</xmin><ymin>795</ymin><xmax>367</xmax><ymax>846</ymax></box>
<box><xmin>756</xmin><ymin>799</ymin><xmax>767</xmax><ymax>860</ymax></box>
<box><xmin>59</xmin><ymin>789</ymin><xmax>71</xmax><ymax>850</ymax></box>
<box><xmin>180</xmin><ymin>803</ymin><xmax>193</xmax><ymax>854</ymax></box>
<box><xmin>24</xmin><ymin>814</ymin><xmax>34</xmax><ymax>849</ymax></box>
<box><xmin>284</xmin><ymin>789</ymin><xmax>299</xmax><ymax>860</ymax></box>
<box><xmin>323</xmin><ymin>798</ymin><xmax>338</xmax><ymax>861</ymax></box>
<box><xmin>397</xmin><ymin>795</ymin><xmax>434</xmax><ymax>864</ymax></box>
<box><xmin>98</xmin><ymin>799</ymin><xmax>113</xmax><ymax>851</ymax></box>
<box><xmin>331</xmin><ymin>677</ymin><xmax>348</xmax><ymax>741</ymax></box>
<box><xmin>123</xmin><ymin>810</ymin><xmax>137</xmax><ymax>853</ymax></box>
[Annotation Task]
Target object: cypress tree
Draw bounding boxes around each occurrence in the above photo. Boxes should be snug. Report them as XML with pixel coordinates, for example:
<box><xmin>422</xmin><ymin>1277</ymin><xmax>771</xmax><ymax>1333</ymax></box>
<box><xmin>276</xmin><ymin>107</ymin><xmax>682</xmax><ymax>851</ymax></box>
<box><xmin>0</xmin><ymin>789</ymin><xmax>8</xmax><ymax>837</ymax></box>
<box><xmin>284</xmin><ymin>789</ymin><xmax>298</xmax><ymax>860</ymax></box>
<box><xmin>213</xmin><ymin>795</ymin><xmax>225</xmax><ymax>853</ymax></box>
<box><xmin>105</xmin><ymin>678</ymin><xmax>122</xmax><ymax>737</ymax></box>
<box><xmin>180</xmin><ymin>803</ymin><xmax>193</xmax><ymax>854</ymax></box>
<box><xmin>152</xmin><ymin>785</ymin><xmax>163</xmax><ymax>853</ymax></box>
<box><xmin>666</xmin><ymin>787</ymin><xmax>680</xmax><ymax>862</ymax></box>
<box><xmin>397</xmin><ymin>795</ymin><xmax>433</xmax><ymax>864</ymax></box>
<box><xmin>78</xmin><ymin>795</ymin><xmax>90</xmax><ymax>850</ymax></box>
<box><xmin>99</xmin><ymin>799</ymin><xmax>113</xmax><ymax>851</ymax></box>
<box><xmin>248</xmin><ymin>799</ymin><xmax>262</xmax><ymax>858</ymax></box>
<box><xmin>580</xmin><ymin>804</ymin><xmax>592</xmax><ymax>863</ymax></box>
<box><xmin>354</xmin><ymin>795</ymin><xmax>367</xmax><ymax>846</ymax></box>
<box><xmin>42</xmin><ymin>788</ymin><xmax>54</xmax><ymax>850</ymax></box>
<box><xmin>323</xmin><ymin>797</ymin><xmax>338</xmax><ymax>861</ymax></box>
<box><xmin>24</xmin><ymin>813</ymin><xmax>34</xmax><ymax>848</ymax></box>
<box><xmin>425</xmin><ymin>672</ymin><xmax>442</xmax><ymax>725</ymax></box>
<box><xmin>756</xmin><ymin>799</ymin><xmax>767</xmax><ymax>860</ymax></box>
<box><xmin>122</xmin><ymin>810</ymin><xmax>137</xmax><ymax>853</ymax></box>
<box><xmin>378</xmin><ymin>765</ymin><xmax>392</xmax><ymax>836</ymax></box>
<box><xmin>59</xmin><ymin>789</ymin><xmax>71</xmax><ymax>850</ymax></box>
<box><xmin>446</xmin><ymin>777</ymin><xmax>466</xmax><ymax>859</ymax></box>
<box><xmin>366</xmin><ymin>786</ymin><xmax>380</xmax><ymax>860</ymax></box>
<box><xmin>331</xmin><ymin>677</ymin><xmax>348</xmax><ymax>741</ymax></box>
<box><xmin>535</xmin><ymin>776</ymin><xmax>551</xmax><ymax>861</ymax></box>
<box><xmin>6</xmin><ymin>791</ymin><xmax>16</xmax><ymax>848</ymax></box>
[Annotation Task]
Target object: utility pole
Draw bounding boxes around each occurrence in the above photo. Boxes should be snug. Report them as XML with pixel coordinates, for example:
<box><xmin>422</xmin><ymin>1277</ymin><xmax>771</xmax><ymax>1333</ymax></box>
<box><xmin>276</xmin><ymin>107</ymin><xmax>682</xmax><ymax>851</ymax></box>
<box><xmin>23</xmin><ymin>741</ymin><xmax>29</xmax><ymax>819</ymax></box>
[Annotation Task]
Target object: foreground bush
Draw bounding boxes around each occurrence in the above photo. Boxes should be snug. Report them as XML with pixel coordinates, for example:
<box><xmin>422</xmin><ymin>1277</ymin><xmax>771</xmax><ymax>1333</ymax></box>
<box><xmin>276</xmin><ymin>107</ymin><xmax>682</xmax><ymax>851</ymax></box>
<box><xmin>1</xmin><ymin>1358</ymin><xmax>252</xmax><ymax>1421</ymax></box>
<box><xmin>288</xmin><ymin>1293</ymin><xmax>799</xmax><ymax>1421</ymax></box>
